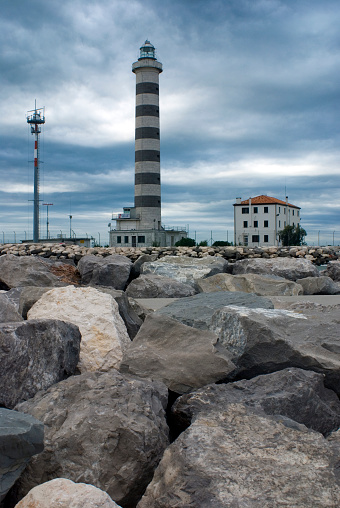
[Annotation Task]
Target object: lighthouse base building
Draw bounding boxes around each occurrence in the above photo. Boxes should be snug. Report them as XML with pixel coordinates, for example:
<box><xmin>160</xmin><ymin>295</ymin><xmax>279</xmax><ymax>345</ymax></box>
<box><xmin>109</xmin><ymin>40</ymin><xmax>187</xmax><ymax>248</ymax></box>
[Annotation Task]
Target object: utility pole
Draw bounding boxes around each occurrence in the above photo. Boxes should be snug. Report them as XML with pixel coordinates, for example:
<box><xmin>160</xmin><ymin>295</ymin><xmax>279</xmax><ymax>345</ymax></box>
<box><xmin>43</xmin><ymin>203</ymin><xmax>53</xmax><ymax>239</ymax></box>
<box><xmin>69</xmin><ymin>215</ymin><xmax>72</xmax><ymax>239</ymax></box>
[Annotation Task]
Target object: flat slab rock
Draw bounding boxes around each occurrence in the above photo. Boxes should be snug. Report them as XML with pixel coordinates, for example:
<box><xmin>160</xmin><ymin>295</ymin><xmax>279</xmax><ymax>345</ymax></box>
<box><xmin>232</xmin><ymin>257</ymin><xmax>320</xmax><ymax>281</ymax></box>
<box><xmin>0</xmin><ymin>408</ymin><xmax>43</xmax><ymax>503</ymax></box>
<box><xmin>0</xmin><ymin>254</ymin><xmax>66</xmax><ymax>289</ymax></box>
<box><xmin>296</xmin><ymin>276</ymin><xmax>340</xmax><ymax>295</ymax></box>
<box><xmin>172</xmin><ymin>368</ymin><xmax>340</xmax><ymax>436</ymax></box>
<box><xmin>15</xmin><ymin>478</ymin><xmax>121</xmax><ymax>508</ymax></box>
<box><xmin>138</xmin><ymin>403</ymin><xmax>340</xmax><ymax>508</ymax></box>
<box><xmin>12</xmin><ymin>370</ymin><xmax>169</xmax><ymax>508</ymax></box>
<box><xmin>126</xmin><ymin>273</ymin><xmax>196</xmax><ymax>298</ymax></box>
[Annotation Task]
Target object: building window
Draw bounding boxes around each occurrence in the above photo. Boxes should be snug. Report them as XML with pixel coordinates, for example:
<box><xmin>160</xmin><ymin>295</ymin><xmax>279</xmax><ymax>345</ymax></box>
<box><xmin>279</xmin><ymin>207</ymin><xmax>281</xmax><ymax>213</ymax></box>
<box><xmin>243</xmin><ymin>221</ymin><xmax>248</xmax><ymax>228</ymax></box>
<box><xmin>242</xmin><ymin>207</ymin><xmax>249</xmax><ymax>214</ymax></box>
<box><xmin>264</xmin><ymin>235</ymin><xmax>269</xmax><ymax>242</ymax></box>
<box><xmin>243</xmin><ymin>235</ymin><xmax>248</xmax><ymax>246</ymax></box>
<box><xmin>253</xmin><ymin>207</ymin><xmax>258</xmax><ymax>213</ymax></box>
<box><xmin>254</xmin><ymin>220</ymin><xmax>258</xmax><ymax>228</ymax></box>
<box><xmin>297</xmin><ymin>211</ymin><xmax>300</xmax><ymax>216</ymax></box>
<box><xmin>117</xmin><ymin>236</ymin><xmax>121</xmax><ymax>244</ymax></box>
<box><xmin>292</xmin><ymin>222</ymin><xmax>295</xmax><ymax>227</ymax></box>
<box><xmin>124</xmin><ymin>236</ymin><xmax>129</xmax><ymax>243</ymax></box>
<box><xmin>137</xmin><ymin>235</ymin><xmax>145</xmax><ymax>243</ymax></box>
<box><xmin>264</xmin><ymin>220</ymin><xmax>269</xmax><ymax>227</ymax></box>
<box><xmin>279</xmin><ymin>220</ymin><xmax>281</xmax><ymax>227</ymax></box>
<box><xmin>252</xmin><ymin>235</ymin><xmax>260</xmax><ymax>242</ymax></box>
<box><xmin>284</xmin><ymin>221</ymin><xmax>286</xmax><ymax>227</ymax></box>
<box><xmin>292</xmin><ymin>210</ymin><xmax>295</xmax><ymax>216</ymax></box>
<box><xmin>264</xmin><ymin>207</ymin><xmax>268</xmax><ymax>213</ymax></box>
<box><xmin>284</xmin><ymin>208</ymin><xmax>286</xmax><ymax>214</ymax></box>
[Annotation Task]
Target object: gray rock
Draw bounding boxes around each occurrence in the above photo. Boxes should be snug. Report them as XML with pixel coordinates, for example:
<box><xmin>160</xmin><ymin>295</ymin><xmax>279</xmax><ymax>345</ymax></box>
<box><xmin>120</xmin><ymin>314</ymin><xmax>235</xmax><ymax>394</ymax></box>
<box><xmin>77</xmin><ymin>254</ymin><xmax>132</xmax><ymax>289</ymax></box>
<box><xmin>297</xmin><ymin>275</ymin><xmax>340</xmax><ymax>295</ymax></box>
<box><xmin>0</xmin><ymin>254</ymin><xmax>65</xmax><ymax>289</ymax></box>
<box><xmin>141</xmin><ymin>255</ymin><xmax>228</xmax><ymax>288</ymax></box>
<box><xmin>16</xmin><ymin>286</ymin><xmax>51</xmax><ymax>319</ymax></box>
<box><xmin>209</xmin><ymin>304</ymin><xmax>340</xmax><ymax>395</ymax></box>
<box><xmin>325</xmin><ymin>261</ymin><xmax>340</xmax><ymax>282</ymax></box>
<box><xmin>156</xmin><ymin>291</ymin><xmax>273</xmax><ymax>330</ymax></box>
<box><xmin>232</xmin><ymin>257</ymin><xmax>319</xmax><ymax>281</ymax></box>
<box><xmin>0</xmin><ymin>408</ymin><xmax>44</xmax><ymax>503</ymax></box>
<box><xmin>0</xmin><ymin>293</ymin><xmax>23</xmax><ymax>323</ymax></box>
<box><xmin>138</xmin><ymin>403</ymin><xmax>340</xmax><ymax>507</ymax></box>
<box><xmin>172</xmin><ymin>368</ymin><xmax>340</xmax><ymax>436</ymax></box>
<box><xmin>126</xmin><ymin>274</ymin><xmax>196</xmax><ymax>299</ymax></box>
<box><xmin>13</xmin><ymin>370</ymin><xmax>169</xmax><ymax>508</ymax></box>
<box><xmin>131</xmin><ymin>253</ymin><xmax>159</xmax><ymax>278</ymax></box>
<box><xmin>0</xmin><ymin>320</ymin><xmax>81</xmax><ymax>408</ymax></box>
<box><xmin>197</xmin><ymin>272</ymin><xmax>303</xmax><ymax>296</ymax></box>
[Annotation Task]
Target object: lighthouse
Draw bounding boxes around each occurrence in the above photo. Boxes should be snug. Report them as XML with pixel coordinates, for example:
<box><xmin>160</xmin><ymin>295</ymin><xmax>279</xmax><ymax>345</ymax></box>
<box><xmin>109</xmin><ymin>41</ymin><xmax>187</xmax><ymax>248</ymax></box>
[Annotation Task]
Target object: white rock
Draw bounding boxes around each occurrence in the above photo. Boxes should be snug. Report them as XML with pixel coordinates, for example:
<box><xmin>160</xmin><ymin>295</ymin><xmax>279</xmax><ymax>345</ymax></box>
<box><xmin>15</xmin><ymin>478</ymin><xmax>121</xmax><ymax>507</ymax></box>
<box><xmin>28</xmin><ymin>286</ymin><xmax>130</xmax><ymax>372</ymax></box>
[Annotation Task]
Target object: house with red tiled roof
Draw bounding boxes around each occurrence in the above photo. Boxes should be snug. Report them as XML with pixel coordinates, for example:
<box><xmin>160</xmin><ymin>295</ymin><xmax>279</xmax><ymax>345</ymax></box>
<box><xmin>233</xmin><ymin>195</ymin><xmax>301</xmax><ymax>247</ymax></box>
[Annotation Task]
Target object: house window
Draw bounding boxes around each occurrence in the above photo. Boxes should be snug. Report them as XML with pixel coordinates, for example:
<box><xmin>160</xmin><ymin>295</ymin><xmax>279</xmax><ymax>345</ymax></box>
<box><xmin>284</xmin><ymin>208</ymin><xmax>286</xmax><ymax>214</ymax></box>
<box><xmin>279</xmin><ymin>207</ymin><xmax>281</xmax><ymax>213</ymax></box>
<box><xmin>252</xmin><ymin>235</ymin><xmax>260</xmax><ymax>242</ymax></box>
<box><xmin>124</xmin><ymin>236</ymin><xmax>129</xmax><ymax>243</ymax></box>
<box><xmin>242</xmin><ymin>207</ymin><xmax>249</xmax><ymax>214</ymax></box>
<box><xmin>297</xmin><ymin>211</ymin><xmax>300</xmax><ymax>217</ymax></box>
<box><xmin>253</xmin><ymin>207</ymin><xmax>258</xmax><ymax>213</ymax></box>
<box><xmin>137</xmin><ymin>235</ymin><xmax>145</xmax><ymax>243</ymax></box>
<box><xmin>284</xmin><ymin>221</ymin><xmax>286</xmax><ymax>227</ymax></box>
<box><xmin>264</xmin><ymin>207</ymin><xmax>268</xmax><ymax>213</ymax></box>
<box><xmin>264</xmin><ymin>235</ymin><xmax>269</xmax><ymax>242</ymax></box>
<box><xmin>264</xmin><ymin>220</ymin><xmax>269</xmax><ymax>227</ymax></box>
<box><xmin>254</xmin><ymin>220</ymin><xmax>258</xmax><ymax>228</ymax></box>
<box><xmin>117</xmin><ymin>236</ymin><xmax>121</xmax><ymax>244</ymax></box>
<box><xmin>279</xmin><ymin>220</ymin><xmax>281</xmax><ymax>227</ymax></box>
<box><xmin>292</xmin><ymin>210</ymin><xmax>295</xmax><ymax>216</ymax></box>
<box><xmin>243</xmin><ymin>235</ymin><xmax>248</xmax><ymax>246</ymax></box>
<box><xmin>243</xmin><ymin>221</ymin><xmax>248</xmax><ymax>228</ymax></box>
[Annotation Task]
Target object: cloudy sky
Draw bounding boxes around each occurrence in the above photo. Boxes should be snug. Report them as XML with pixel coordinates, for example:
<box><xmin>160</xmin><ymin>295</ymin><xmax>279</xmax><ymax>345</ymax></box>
<box><xmin>1</xmin><ymin>0</ymin><xmax>339</xmax><ymax>246</ymax></box>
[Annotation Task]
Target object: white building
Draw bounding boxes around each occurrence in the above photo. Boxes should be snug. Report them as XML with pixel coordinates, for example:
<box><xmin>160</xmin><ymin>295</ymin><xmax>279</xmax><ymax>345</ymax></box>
<box><xmin>109</xmin><ymin>40</ymin><xmax>187</xmax><ymax>248</ymax></box>
<box><xmin>233</xmin><ymin>195</ymin><xmax>301</xmax><ymax>247</ymax></box>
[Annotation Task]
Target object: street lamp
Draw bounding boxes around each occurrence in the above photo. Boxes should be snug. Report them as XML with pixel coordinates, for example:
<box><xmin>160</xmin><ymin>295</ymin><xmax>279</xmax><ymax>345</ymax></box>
<box><xmin>69</xmin><ymin>215</ymin><xmax>72</xmax><ymax>239</ymax></box>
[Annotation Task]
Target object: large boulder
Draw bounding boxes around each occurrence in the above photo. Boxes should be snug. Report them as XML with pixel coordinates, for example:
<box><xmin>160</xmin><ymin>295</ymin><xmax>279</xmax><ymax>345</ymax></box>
<box><xmin>13</xmin><ymin>370</ymin><xmax>169</xmax><ymax>508</ymax></box>
<box><xmin>77</xmin><ymin>254</ymin><xmax>132</xmax><ymax>289</ymax></box>
<box><xmin>0</xmin><ymin>254</ymin><xmax>65</xmax><ymax>289</ymax></box>
<box><xmin>28</xmin><ymin>286</ymin><xmax>131</xmax><ymax>373</ymax></box>
<box><xmin>172</xmin><ymin>368</ymin><xmax>340</xmax><ymax>436</ymax></box>
<box><xmin>0</xmin><ymin>408</ymin><xmax>43</xmax><ymax>503</ymax></box>
<box><xmin>209</xmin><ymin>304</ymin><xmax>340</xmax><ymax>395</ymax></box>
<box><xmin>120</xmin><ymin>313</ymin><xmax>235</xmax><ymax>394</ymax></box>
<box><xmin>197</xmin><ymin>272</ymin><xmax>303</xmax><ymax>296</ymax></box>
<box><xmin>325</xmin><ymin>260</ymin><xmax>340</xmax><ymax>282</ymax></box>
<box><xmin>131</xmin><ymin>253</ymin><xmax>158</xmax><ymax>278</ymax></box>
<box><xmin>0</xmin><ymin>319</ymin><xmax>81</xmax><ymax>408</ymax></box>
<box><xmin>232</xmin><ymin>257</ymin><xmax>319</xmax><ymax>281</ymax></box>
<box><xmin>297</xmin><ymin>276</ymin><xmax>340</xmax><ymax>295</ymax></box>
<box><xmin>137</xmin><ymin>403</ymin><xmax>340</xmax><ymax>507</ymax></box>
<box><xmin>155</xmin><ymin>291</ymin><xmax>273</xmax><ymax>330</ymax></box>
<box><xmin>0</xmin><ymin>293</ymin><xmax>23</xmax><ymax>323</ymax></box>
<box><xmin>126</xmin><ymin>274</ymin><xmax>196</xmax><ymax>299</ymax></box>
<box><xmin>141</xmin><ymin>255</ymin><xmax>228</xmax><ymax>288</ymax></box>
<box><xmin>15</xmin><ymin>478</ymin><xmax>121</xmax><ymax>508</ymax></box>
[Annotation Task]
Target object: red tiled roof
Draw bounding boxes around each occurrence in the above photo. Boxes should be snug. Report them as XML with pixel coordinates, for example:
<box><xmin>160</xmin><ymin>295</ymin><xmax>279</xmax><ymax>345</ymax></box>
<box><xmin>236</xmin><ymin>195</ymin><xmax>300</xmax><ymax>209</ymax></box>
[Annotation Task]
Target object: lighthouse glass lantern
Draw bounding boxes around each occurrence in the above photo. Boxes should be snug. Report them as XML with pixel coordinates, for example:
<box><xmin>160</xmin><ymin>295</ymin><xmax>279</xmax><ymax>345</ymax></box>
<box><xmin>139</xmin><ymin>40</ymin><xmax>156</xmax><ymax>59</ymax></box>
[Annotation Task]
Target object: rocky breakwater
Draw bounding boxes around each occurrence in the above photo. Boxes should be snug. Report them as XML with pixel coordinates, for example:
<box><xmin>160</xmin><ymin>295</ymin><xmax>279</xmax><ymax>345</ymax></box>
<box><xmin>0</xmin><ymin>251</ymin><xmax>340</xmax><ymax>507</ymax></box>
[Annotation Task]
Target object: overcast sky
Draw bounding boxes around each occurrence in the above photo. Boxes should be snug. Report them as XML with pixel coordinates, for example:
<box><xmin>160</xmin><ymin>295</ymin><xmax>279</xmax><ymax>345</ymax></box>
<box><xmin>1</xmin><ymin>0</ymin><xmax>339</xmax><ymax>245</ymax></box>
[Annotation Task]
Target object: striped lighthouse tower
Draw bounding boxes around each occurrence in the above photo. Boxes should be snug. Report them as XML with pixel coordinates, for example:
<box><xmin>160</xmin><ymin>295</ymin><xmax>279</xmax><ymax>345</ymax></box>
<box><xmin>132</xmin><ymin>40</ymin><xmax>162</xmax><ymax>230</ymax></box>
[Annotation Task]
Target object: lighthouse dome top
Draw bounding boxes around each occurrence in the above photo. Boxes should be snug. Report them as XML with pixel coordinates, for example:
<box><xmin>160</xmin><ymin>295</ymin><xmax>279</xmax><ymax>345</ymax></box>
<box><xmin>139</xmin><ymin>40</ymin><xmax>157</xmax><ymax>60</ymax></box>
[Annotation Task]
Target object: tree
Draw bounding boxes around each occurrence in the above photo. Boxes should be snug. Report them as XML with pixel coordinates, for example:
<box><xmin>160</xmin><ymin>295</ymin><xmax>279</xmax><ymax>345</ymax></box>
<box><xmin>175</xmin><ymin>237</ymin><xmax>196</xmax><ymax>247</ymax></box>
<box><xmin>212</xmin><ymin>240</ymin><xmax>233</xmax><ymax>246</ymax></box>
<box><xmin>279</xmin><ymin>224</ymin><xmax>307</xmax><ymax>246</ymax></box>
<box><xmin>198</xmin><ymin>240</ymin><xmax>208</xmax><ymax>246</ymax></box>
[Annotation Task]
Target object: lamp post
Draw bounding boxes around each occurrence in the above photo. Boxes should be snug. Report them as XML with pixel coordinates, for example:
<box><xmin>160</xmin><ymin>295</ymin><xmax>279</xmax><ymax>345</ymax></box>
<box><xmin>69</xmin><ymin>215</ymin><xmax>72</xmax><ymax>239</ymax></box>
<box><xmin>43</xmin><ymin>203</ymin><xmax>53</xmax><ymax>239</ymax></box>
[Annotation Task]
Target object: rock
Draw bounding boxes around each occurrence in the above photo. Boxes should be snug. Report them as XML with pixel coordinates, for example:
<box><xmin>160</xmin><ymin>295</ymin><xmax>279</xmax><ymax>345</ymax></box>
<box><xmin>141</xmin><ymin>255</ymin><xmax>229</xmax><ymax>288</ymax></box>
<box><xmin>14</xmin><ymin>287</ymin><xmax>51</xmax><ymax>319</ymax></box>
<box><xmin>28</xmin><ymin>286</ymin><xmax>131</xmax><ymax>373</ymax></box>
<box><xmin>120</xmin><ymin>314</ymin><xmax>235</xmax><ymax>394</ymax></box>
<box><xmin>77</xmin><ymin>254</ymin><xmax>132</xmax><ymax>289</ymax></box>
<box><xmin>137</xmin><ymin>403</ymin><xmax>340</xmax><ymax>507</ymax></box>
<box><xmin>297</xmin><ymin>276</ymin><xmax>340</xmax><ymax>295</ymax></box>
<box><xmin>0</xmin><ymin>255</ymin><xmax>65</xmax><ymax>289</ymax></box>
<box><xmin>209</xmin><ymin>304</ymin><xmax>340</xmax><ymax>395</ymax></box>
<box><xmin>95</xmin><ymin>287</ymin><xmax>143</xmax><ymax>339</ymax></box>
<box><xmin>325</xmin><ymin>260</ymin><xmax>340</xmax><ymax>282</ymax></box>
<box><xmin>13</xmin><ymin>370</ymin><xmax>169</xmax><ymax>508</ymax></box>
<box><xmin>155</xmin><ymin>291</ymin><xmax>273</xmax><ymax>330</ymax></box>
<box><xmin>131</xmin><ymin>253</ymin><xmax>159</xmax><ymax>278</ymax></box>
<box><xmin>0</xmin><ymin>319</ymin><xmax>81</xmax><ymax>408</ymax></box>
<box><xmin>0</xmin><ymin>293</ymin><xmax>23</xmax><ymax>323</ymax></box>
<box><xmin>0</xmin><ymin>408</ymin><xmax>43</xmax><ymax>503</ymax></box>
<box><xmin>126</xmin><ymin>274</ymin><xmax>196</xmax><ymax>299</ymax></box>
<box><xmin>172</xmin><ymin>368</ymin><xmax>340</xmax><ymax>436</ymax></box>
<box><xmin>128</xmin><ymin>297</ymin><xmax>153</xmax><ymax>321</ymax></box>
<box><xmin>232</xmin><ymin>257</ymin><xmax>319</xmax><ymax>281</ymax></box>
<box><xmin>197</xmin><ymin>272</ymin><xmax>303</xmax><ymax>296</ymax></box>
<box><xmin>14</xmin><ymin>478</ymin><xmax>121</xmax><ymax>508</ymax></box>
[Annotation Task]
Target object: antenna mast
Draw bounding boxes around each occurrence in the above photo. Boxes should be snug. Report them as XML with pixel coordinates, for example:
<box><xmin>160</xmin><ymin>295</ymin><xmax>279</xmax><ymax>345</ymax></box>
<box><xmin>27</xmin><ymin>100</ymin><xmax>45</xmax><ymax>243</ymax></box>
